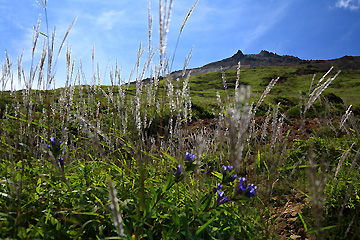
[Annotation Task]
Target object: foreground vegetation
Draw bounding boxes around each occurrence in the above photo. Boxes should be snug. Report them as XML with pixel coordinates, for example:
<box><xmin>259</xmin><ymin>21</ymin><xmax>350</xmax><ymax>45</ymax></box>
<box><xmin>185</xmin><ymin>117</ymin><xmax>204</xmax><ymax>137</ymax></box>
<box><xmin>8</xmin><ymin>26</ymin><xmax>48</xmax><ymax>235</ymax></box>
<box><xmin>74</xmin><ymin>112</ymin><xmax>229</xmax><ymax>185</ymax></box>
<box><xmin>1</xmin><ymin>1</ymin><xmax>359</xmax><ymax>239</ymax></box>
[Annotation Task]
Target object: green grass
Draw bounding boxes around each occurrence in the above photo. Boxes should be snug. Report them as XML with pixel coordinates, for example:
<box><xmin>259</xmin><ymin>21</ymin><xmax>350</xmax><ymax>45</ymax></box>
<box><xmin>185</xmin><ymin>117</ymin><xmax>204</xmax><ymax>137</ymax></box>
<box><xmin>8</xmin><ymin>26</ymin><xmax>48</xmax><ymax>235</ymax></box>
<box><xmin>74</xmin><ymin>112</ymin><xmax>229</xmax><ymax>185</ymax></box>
<box><xmin>174</xmin><ymin>65</ymin><xmax>360</xmax><ymax>118</ymax></box>
<box><xmin>1</xmin><ymin>1</ymin><xmax>360</xmax><ymax>238</ymax></box>
<box><xmin>1</xmin><ymin>64</ymin><xmax>359</xmax><ymax>239</ymax></box>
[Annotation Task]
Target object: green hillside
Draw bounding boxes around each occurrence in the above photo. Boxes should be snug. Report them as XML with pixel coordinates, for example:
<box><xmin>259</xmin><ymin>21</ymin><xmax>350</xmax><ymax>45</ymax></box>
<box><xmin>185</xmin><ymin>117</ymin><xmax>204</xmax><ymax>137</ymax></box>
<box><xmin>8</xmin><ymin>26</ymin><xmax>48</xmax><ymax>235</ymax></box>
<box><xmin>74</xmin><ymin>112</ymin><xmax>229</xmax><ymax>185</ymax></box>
<box><xmin>1</xmin><ymin>64</ymin><xmax>359</xmax><ymax>120</ymax></box>
<box><xmin>174</xmin><ymin>65</ymin><xmax>360</xmax><ymax>118</ymax></box>
<box><xmin>1</xmin><ymin>61</ymin><xmax>360</xmax><ymax>239</ymax></box>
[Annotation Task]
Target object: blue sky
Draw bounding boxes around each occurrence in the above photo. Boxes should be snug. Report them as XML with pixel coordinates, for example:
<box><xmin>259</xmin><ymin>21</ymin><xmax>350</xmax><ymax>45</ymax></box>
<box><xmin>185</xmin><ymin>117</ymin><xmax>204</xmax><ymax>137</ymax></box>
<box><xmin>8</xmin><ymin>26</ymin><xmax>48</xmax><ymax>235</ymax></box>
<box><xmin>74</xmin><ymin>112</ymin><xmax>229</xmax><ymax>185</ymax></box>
<box><xmin>0</xmin><ymin>0</ymin><xmax>360</xmax><ymax>89</ymax></box>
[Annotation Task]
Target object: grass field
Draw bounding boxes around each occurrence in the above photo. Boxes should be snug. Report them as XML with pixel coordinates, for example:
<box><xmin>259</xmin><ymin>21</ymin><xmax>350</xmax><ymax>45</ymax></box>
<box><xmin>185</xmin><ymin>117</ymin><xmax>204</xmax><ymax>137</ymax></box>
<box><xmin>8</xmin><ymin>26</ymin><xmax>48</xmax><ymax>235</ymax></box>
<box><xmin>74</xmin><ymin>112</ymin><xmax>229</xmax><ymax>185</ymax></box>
<box><xmin>0</xmin><ymin>1</ymin><xmax>359</xmax><ymax>239</ymax></box>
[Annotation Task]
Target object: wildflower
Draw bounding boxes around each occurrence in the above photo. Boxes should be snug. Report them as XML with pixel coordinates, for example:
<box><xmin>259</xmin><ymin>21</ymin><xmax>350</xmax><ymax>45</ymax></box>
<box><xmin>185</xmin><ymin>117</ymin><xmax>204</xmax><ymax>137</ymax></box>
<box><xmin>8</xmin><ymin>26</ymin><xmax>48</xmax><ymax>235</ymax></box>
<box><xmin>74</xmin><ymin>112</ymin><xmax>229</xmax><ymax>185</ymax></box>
<box><xmin>213</xmin><ymin>183</ymin><xmax>223</xmax><ymax>193</ymax></box>
<box><xmin>238</xmin><ymin>177</ymin><xmax>247</xmax><ymax>192</ymax></box>
<box><xmin>222</xmin><ymin>165</ymin><xmax>237</xmax><ymax>183</ymax></box>
<box><xmin>237</xmin><ymin>177</ymin><xmax>257</xmax><ymax>198</ymax></box>
<box><xmin>185</xmin><ymin>152</ymin><xmax>196</xmax><ymax>162</ymax></box>
<box><xmin>58</xmin><ymin>158</ymin><xmax>64</xmax><ymax>169</ymax></box>
<box><xmin>217</xmin><ymin>190</ymin><xmax>229</xmax><ymax>205</ymax></box>
<box><xmin>47</xmin><ymin>137</ymin><xmax>63</xmax><ymax>158</ymax></box>
<box><xmin>246</xmin><ymin>184</ymin><xmax>257</xmax><ymax>198</ymax></box>
<box><xmin>184</xmin><ymin>152</ymin><xmax>196</xmax><ymax>171</ymax></box>
<box><xmin>174</xmin><ymin>164</ymin><xmax>183</xmax><ymax>178</ymax></box>
<box><xmin>47</xmin><ymin>137</ymin><xmax>62</xmax><ymax>150</ymax></box>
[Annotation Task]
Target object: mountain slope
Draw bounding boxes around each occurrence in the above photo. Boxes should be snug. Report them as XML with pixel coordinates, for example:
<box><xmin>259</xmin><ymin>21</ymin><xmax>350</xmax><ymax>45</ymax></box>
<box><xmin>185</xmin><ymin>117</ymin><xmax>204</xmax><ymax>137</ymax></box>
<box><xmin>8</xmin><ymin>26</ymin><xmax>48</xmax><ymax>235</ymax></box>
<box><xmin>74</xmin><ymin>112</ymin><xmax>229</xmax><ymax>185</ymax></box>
<box><xmin>170</xmin><ymin>50</ymin><xmax>360</xmax><ymax>79</ymax></box>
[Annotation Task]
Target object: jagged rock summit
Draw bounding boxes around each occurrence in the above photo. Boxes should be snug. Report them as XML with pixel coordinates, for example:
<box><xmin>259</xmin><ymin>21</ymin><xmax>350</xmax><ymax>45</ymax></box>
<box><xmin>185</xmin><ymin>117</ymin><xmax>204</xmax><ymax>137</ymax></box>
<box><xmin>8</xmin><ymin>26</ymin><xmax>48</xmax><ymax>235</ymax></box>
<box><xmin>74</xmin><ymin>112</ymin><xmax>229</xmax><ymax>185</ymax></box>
<box><xmin>170</xmin><ymin>50</ymin><xmax>303</xmax><ymax>79</ymax></box>
<box><xmin>169</xmin><ymin>50</ymin><xmax>360</xmax><ymax>80</ymax></box>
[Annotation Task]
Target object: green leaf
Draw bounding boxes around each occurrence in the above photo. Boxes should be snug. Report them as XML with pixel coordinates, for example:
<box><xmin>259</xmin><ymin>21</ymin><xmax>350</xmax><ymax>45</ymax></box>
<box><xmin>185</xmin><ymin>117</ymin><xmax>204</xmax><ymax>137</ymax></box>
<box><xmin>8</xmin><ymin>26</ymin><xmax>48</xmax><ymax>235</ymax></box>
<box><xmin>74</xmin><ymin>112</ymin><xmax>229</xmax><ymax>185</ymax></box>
<box><xmin>263</xmin><ymin>160</ymin><xmax>269</xmax><ymax>181</ymax></box>
<box><xmin>161</xmin><ymin>151</ymin><xmax>179</xmax><ymax>164</ymax></box>
<box><xmin>278</xmin><ymin>165</ymin><xmax>312</xmax><ymax>171</ymax></box>
<box><xmin>36</xmin><ymin>176</ymin><xmax>42</xmax><ymax>194</ymax></box>
<box><xmin>72</xmin><ymin>211</ymin><xmax>105</xmax><ymax>218</ymax></box>
<box><xmin>298</xmin><ymin>212</ymin><xmax>308</xmax><ymax>232</ymax></box>
<box><xmin>163</xmin><ymin>173</ymin><xmax>174</xmax><ymax>192</ymax></box>
<box><xmin>195</xmin><ymin>215</ymin><xmax>217</xmax><ymax>235</ymax></box>
<box><xmin>200</xmin><ymin>193</ymin><xmax>213</xmax><ymax>211</ymax></box>
<box><xmin>211</xmin><ymin>171</ymin><xmax>222</xmax><ymax>180</ymax></box>
<box><xmin>77</xmin><ymin>220</ymin><xmax>100</xmax><ymax>238</ymax></box>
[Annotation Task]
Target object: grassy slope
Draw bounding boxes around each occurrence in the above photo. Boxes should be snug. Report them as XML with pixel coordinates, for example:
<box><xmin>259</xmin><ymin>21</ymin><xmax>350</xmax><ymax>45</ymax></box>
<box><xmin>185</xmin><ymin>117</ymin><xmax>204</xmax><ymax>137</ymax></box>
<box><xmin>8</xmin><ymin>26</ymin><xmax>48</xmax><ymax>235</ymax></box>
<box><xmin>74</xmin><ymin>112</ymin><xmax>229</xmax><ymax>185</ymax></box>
<box><xmin>1</xmin><ymin>65</ymin><xmax>359</xmax><ymax>118</ymax></box>
<box><xmin>186</xmin><ymin>66</ymin><xmax>360</xmax><ymax>114</ymax></box>
<box><xmin>1</xmin><ymin>64</ymin><xmax>359</xmax><ymax>239</ymax></box>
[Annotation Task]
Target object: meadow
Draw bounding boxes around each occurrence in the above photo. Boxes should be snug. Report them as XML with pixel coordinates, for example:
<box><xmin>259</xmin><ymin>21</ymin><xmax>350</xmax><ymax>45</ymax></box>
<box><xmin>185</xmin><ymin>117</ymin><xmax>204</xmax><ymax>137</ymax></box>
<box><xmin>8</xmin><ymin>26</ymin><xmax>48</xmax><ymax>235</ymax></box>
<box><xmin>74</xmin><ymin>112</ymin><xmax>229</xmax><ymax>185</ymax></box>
<box><xmin>0</xmin><ymin>1</ymin><xmax>359</xmax><ymax>239</ymax></box>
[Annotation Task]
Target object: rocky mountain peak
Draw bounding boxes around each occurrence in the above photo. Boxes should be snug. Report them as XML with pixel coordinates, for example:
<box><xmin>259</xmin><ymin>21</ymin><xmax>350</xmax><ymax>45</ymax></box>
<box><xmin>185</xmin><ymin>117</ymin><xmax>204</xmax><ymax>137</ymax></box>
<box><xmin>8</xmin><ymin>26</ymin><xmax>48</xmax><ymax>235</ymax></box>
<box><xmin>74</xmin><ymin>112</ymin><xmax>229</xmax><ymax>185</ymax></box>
<box><xmin>259</xmin><ymin>50</ymin><xmax>276</xmax><ymax>57</ymax></box>
<box><xmin>231</xmin><ymin>50</ymin><xmax>245</xmax><ymax>59</ymax></box>
<box><xmin>168</xmin><ymin>50</ymin><xmax>360</xmax><ymax>79</ymax></box>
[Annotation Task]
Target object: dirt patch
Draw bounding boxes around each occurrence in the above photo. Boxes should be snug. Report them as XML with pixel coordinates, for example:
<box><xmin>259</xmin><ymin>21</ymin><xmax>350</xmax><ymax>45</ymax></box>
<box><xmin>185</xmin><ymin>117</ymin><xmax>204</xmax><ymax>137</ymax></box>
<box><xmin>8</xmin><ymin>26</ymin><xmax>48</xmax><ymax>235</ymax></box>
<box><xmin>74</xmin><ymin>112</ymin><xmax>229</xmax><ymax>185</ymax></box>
<box><xmin>270</xmin><ymin>194</ymin><xmax>313</xmax><ymax>239</ymax></box>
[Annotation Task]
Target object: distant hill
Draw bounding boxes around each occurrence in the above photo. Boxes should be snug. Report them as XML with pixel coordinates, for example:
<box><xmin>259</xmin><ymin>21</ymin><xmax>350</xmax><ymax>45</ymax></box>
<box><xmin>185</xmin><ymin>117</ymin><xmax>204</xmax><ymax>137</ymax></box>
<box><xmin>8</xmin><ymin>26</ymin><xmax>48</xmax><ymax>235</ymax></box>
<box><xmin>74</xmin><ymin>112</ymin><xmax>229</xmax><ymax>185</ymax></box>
<box><xmin>169</xmin><ymin>50</ymin><xmax>360</xmax><ymax>79</ymax></box>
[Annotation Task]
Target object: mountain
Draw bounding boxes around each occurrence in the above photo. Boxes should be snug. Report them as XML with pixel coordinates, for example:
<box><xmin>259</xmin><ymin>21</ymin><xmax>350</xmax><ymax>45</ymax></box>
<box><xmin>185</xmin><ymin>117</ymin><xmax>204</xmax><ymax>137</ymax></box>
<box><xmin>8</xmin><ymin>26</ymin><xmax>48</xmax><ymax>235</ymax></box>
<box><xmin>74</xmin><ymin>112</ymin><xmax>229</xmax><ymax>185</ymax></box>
<box><xmin>169</xmin><ymin>50</ymin><xmax>360</xmax><ymax>79</ymax></box>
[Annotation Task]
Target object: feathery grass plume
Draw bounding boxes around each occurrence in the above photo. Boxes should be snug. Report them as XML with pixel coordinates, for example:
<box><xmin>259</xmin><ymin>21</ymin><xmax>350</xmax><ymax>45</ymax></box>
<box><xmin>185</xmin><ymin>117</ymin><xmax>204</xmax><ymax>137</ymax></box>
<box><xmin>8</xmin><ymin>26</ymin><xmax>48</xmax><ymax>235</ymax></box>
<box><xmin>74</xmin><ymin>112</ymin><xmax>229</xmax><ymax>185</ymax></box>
<box><xmin>1</xmin><ymin>51</ymin><xmax>12</xmax><ymax>92</ymax></box>
<box><xmin>147</xmin><ymin>1</ymin><xmax>153</xmax><ymax>52</ymax></box>
<box><xmin>235</xmin><ymin>61</ymin><xmax>241</xmax><ymax>99</ymax></box>
<box><xmin>181</xmin><ymin>48</ymin><xmax>193</xmax><ymax>78</ymax></box>
<box><xmin>339</xmin><ymin>105</ymin><xmax>352</xmax><ymax>131</ymax></box>
<box><xmin>107</xmin><ymin>178</ymin><xmax>125</xmax><ymax>238</ymax></box>
<box><xmin>159</xmin><ymin>0</ymin><xmax>173</xmax><ymax>75</ymax></box>
<box><xmin>308</xmin><ymin>73</ymin><xmax>316</xmax><ymax>96</ymax></box>
<box><xmin>253</xmin><ymin>77</ymin><xmax>279</xmax><ymax>116</ymax></box>
<box><xmin>260</xmin><ymin>108</ymin><xmax>271</xmax><ymax>141</ymax></box>
<box><xmin>226</xmin><ymin>85</ymin><xmax>251</xmax><ymax>172</ymax></box>
<box><xmin>334</xmin><ymin>142</ymin><xmax>355</xmax><ymax>180</ymax></box>
<box><xmin>305</xmin><ymin>67</ymin><xmax>340</xmax><ymax>113</ymax></box>
<box><xmin>221</xmin><ymin>68</ymin><xmax>229</xmax><ymax>101</ymax></box>
<box><xmin>170</xmin><ymin>0</ymin><xmax>198</xmax><ymax>72</ymax></box>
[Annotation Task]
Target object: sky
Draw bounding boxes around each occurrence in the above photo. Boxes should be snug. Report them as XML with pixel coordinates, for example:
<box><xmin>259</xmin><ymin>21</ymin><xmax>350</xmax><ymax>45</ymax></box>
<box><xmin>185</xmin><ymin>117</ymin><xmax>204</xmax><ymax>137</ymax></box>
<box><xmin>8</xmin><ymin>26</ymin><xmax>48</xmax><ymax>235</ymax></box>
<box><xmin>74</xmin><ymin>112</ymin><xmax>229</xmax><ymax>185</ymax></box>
<box><xmin>0</xmin><ymin>0</ymin><xmax>360</xmax><ymax>89</ymax></box>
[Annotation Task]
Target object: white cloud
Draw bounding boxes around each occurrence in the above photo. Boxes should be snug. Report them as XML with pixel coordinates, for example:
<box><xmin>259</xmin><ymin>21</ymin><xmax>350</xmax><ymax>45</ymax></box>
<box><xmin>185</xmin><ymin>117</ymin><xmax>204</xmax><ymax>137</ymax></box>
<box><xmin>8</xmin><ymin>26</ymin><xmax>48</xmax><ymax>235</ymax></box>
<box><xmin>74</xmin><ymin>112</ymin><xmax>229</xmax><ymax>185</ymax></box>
<box><xmin>335</xmin><ymin>0</ymin><xmax>360</xmax><ymax>10</ymax></box>
<box><xmin>96</xmin><ymin>10</ymin><xmax>125</xmax><ymax>30</ymax></box>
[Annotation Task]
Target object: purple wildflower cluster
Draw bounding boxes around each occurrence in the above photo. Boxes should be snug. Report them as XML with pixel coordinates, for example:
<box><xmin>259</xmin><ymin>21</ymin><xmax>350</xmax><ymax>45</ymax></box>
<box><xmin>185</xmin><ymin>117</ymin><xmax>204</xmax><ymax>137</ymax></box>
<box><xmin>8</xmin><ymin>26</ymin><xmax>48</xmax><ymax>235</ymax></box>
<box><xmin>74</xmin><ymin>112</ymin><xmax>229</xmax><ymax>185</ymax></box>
<box><xmin>216</xmin><ymin>189</ymin><xmax>229</xmax><ymax>205</ymax></box>
<box><xmin>237</xmin><ymin>177</ymin><xmax>257</xmax><ymax>198</ymax></box>
<box><xmin>47</xmin><ymin>137</ymin><xmax>64</xmax><ymax>170</ymax></box>
<box><xmin>174</xmin><ymin>152</ymin><xmax>196</xmax><ymax>181</ymax></box>
<box><xmin>173</xmin><ymin>155</ymin><xmax>257</xmax><ymax>207</ymax></box>
<box><xmin>222</xmin><ymin>165</ymin><xmax>237</xmax><ymax>183</ymax></box>
<box><xmin>184</xmin><ymin>152</ymin><xmax>196</xmax><ymax>162</ymax></box>
<box><xmin>213</xmin><ymin>165</ymin><xmax>257</xmax><ymax>205</ymax></box>
<box><xmin>47</xmin><ymin>137</ymin><xmax>62</xmax><ymax>153</ymax></box>
<box><xmin>174</xmin><ymin>164</ymin><xmax>183</xmax><ymax>178</ymax></box>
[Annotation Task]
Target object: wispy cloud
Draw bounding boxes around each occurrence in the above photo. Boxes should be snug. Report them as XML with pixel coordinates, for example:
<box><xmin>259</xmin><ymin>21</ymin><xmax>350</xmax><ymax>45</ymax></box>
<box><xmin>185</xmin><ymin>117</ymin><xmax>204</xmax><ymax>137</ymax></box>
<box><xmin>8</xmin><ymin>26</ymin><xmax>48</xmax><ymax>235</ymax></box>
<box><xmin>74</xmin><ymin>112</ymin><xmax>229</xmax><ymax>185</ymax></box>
<box><xmin>242</xmin><ymin>2</ymin><xmax>292</xmax><ymax>49</ymax></box>
<box><xmin>96</xmin><ymin>10</ymin><xmax>125</xmax><ymax>30</ymax></box>
<box><xmin>335</xmin><ymin>0</ymin><xmax>360</xmax><ymax>10</ymax></box>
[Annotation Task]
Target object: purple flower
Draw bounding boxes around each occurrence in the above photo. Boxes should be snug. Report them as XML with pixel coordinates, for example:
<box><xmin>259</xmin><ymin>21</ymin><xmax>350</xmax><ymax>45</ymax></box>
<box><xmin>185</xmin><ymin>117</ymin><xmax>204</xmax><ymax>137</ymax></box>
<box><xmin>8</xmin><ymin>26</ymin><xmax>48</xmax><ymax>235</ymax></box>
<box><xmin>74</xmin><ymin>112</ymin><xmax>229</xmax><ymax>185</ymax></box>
<box><xmin>47</xmin><ymin>137</ymin><xmax>63</xmax><ymax>158</ymax></box>
<box><xmin>48</xmin><ymin>137</ymin><xmax>62</xmax><ymax>148</ymax></box>
<box><xmin>222</xmin><ymin>165</ymin><xmax>237</xmax><ymax>183</ymax></box>
<box><xmin>184</xmin><ymin>152</ymin><xmax>197</xmax><ymax>172</ymax></box>
<box><xmin>58</xmin><ymin>158</ymin><xmax>64</xmax><ymax>169</ymax></box>
<box><xmin>238</xmin><ymin>177</ymin><xmax>247</xmax><ymax>193</ymax></box>
<box><xmin>213</xmin><ymin>183</ymin><xmax>223</xmax><ymax>193</ymax></box>
<box><xmin>219</xmin><ymin>196</ymin><xmax>229</xmax><ymax>205</ymax></box>
<box><xmin>217</xmin><ymin>190</ymin><xmax>229</xmax><ymax>205</ymax></box>
<box><xmin>185</xmin><ymin>152</ymin><xmax>196</xmax><ymax>162</ymax></box>
<box><xmin>174</xmin><ymin>164</ymin><xmax>183</xmax><ymax>178</ymax></box>
<box><xmin>246</xmin><ymin>184</ymin><xmax>257</xmax><ymax>198</ymax></box>
<box><xmin>237</xmin><ymin>177</ymin><xmax>257</xmax><ymax>198</ymax></box>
